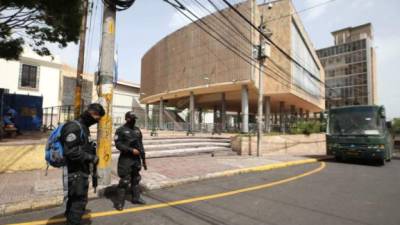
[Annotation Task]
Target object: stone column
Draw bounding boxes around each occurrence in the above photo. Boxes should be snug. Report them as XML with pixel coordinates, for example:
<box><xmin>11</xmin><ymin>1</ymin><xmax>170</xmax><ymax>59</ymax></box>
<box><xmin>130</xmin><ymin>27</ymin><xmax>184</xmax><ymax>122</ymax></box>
<box><xmin>145</xmin><ymin>104</ymin><xmax>149</xmax><ymax>130</ymax></box>
<box><xmin>264</xmin><ymin>96</ymin><xmax>271</xmax><ymax>133</ymax></box>
<box><xmin>299</xmin><ymin>108</ymin><xmax>304</xmax><ymax>120</ymax></box>
<box><xmin>189</xmin><ymin>92</ymin><xmax>195</xmax><ymax>131</ymax></box>
<box><xmin>221</xmin><ymin>93</ymin><xmax>227</xmax><ymax>132</ymax></box>
<box><xmin>290</xmin><ymin>104</ymin><xmax>296</xmax><ymax>124</ymax></box>
<box><xmin>279</xmin><ymin>101</ymin><xmax>285</xmax><ymax>133</ymax></box>
<box><xmin>241</xmin><ymin>85</ymin><xmax>249</xmax><ymax>133</ymax></box>
<box><xmin>159</xmin><ymin>98</ymin><xmax>164</xmax><ymax>130</ymax></box>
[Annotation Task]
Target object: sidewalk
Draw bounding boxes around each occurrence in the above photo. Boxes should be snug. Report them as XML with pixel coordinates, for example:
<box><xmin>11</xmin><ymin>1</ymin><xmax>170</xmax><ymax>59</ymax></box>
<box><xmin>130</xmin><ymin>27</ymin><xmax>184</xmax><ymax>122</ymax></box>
<box><xmin>0</xmin><ymin>153</ymin><xmax>329</xmax><ymax>217</ymax></box>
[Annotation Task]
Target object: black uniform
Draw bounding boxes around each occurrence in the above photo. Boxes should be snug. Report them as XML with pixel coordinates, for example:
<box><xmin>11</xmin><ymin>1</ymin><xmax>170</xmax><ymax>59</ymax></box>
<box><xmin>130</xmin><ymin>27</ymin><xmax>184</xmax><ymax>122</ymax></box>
<box><xmin>114</xmin><ymin>119</ymin><xmax>146</xmax><ymax>210</ymax></box>
<box><xmin>60</xmin><ymin>104</ymin><xmax>104</xmax><ymax>225</ymax></box>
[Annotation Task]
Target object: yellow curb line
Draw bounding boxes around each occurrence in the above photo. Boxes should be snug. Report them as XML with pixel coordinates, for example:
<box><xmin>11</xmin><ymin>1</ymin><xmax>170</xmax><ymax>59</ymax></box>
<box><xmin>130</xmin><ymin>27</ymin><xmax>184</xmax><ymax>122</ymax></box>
<box><xmin>6</xmin><ymin>161</ymin><xmax>326</xmax><ymax>225</ymax></box>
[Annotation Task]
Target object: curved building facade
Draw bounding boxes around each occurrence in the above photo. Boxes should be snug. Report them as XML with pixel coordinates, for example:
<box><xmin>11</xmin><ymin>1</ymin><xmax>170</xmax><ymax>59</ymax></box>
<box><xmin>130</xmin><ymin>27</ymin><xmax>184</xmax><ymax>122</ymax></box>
<box><xmin>140</xmin><ymin>0</ymin><xmax>325</xmax><ymax>132</ymax></box>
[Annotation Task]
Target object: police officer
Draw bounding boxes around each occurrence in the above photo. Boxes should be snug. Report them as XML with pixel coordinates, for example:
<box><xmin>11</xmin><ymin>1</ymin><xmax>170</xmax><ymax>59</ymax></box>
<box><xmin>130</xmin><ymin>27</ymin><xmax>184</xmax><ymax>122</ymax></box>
<box><xmin>114</xmin><ymin>111</ymin><xmax>147</xmax><ymax>211</ymax></box>
<box><xmin>61</xmin><ymin>103</ymin><xmax>105</xmax><ymax>225</ymax></box>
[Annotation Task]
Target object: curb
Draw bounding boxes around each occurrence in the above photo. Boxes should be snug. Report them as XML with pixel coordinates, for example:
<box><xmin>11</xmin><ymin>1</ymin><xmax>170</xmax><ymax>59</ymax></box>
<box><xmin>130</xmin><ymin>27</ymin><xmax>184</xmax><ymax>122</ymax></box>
<box><xmin>0</xmin><ymin>156</ymin><xmax>331</xmax><ymax>217</ymax></box>
<box><xmin>141</xmin><ymin>156</ymin><xmax>332</xmax><ymax>190</ymax></box>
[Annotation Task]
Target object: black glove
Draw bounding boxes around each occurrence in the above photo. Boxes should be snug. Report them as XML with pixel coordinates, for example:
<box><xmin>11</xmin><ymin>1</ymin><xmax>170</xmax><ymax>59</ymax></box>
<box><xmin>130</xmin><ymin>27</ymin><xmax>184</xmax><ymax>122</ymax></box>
<box><xmin>89</xmin><ymin>141</ymin><xmax>97</xmax><ymax>150</ymax></box>
<box><xmin>87</xmin><ymin>154</ymin><xmax>99</xmax><ymax>165</ymax></box>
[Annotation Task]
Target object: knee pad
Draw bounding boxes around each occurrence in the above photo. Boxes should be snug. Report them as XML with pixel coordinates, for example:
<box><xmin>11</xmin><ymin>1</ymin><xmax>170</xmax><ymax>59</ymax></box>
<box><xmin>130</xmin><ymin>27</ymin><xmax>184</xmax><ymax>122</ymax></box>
<box><xmin>118</xmin><ymin>177</ymin><xmax>131</xmax><ymax>189</ymax></box>
<box><xmin>131</xmin><ymin>174</ymin><xmax>141</xmax><ymax>186</ymax></box>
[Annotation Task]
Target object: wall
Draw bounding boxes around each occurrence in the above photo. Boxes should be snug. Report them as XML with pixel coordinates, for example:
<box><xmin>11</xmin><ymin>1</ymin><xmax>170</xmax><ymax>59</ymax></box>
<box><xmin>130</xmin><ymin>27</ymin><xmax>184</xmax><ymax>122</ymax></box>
<box><xmin>141</xmin><ymin>1</ymin><xmax>252</xmax><ymax>102</ymax></box>
<box><xmin>60</xmin><ymin>65</ymin><xmax>95</xmax><ymax>107</ymax></box>
<box><xmin>231</xmin><ymin>133</ymin><xmax>326</xmax><ymax>156</ymax></box>
<box><xmin>0</xmin><ymin>49</ymin><xmax>62</xmax><ymax>108</ymax></box>
<box><xmin>113</xmin><ymin>83</ymin><xmax>142</xmax><ymax>125</ymax></box>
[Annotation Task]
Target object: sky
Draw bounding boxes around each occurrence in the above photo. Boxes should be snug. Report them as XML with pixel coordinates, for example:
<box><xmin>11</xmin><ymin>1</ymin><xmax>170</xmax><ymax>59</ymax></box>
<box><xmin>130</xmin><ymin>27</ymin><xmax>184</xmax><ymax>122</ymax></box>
<box><xmin>50</xmin><ymin>0</ymin><xmax>400</xmax><ymax>119</ymax></box>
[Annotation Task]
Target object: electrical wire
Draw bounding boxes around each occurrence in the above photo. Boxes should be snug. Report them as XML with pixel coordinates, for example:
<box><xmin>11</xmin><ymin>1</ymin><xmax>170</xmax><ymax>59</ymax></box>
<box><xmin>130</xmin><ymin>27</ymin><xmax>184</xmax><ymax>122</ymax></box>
<box><xmin>163</xmin><ymin>0</ymin><xmax>327</xmax><ymax>100</ymax></box>
<box><xmin>179</xmin><ymin>0</ymin><xmax>325</xmax><ymax>99</ymax></box>
<box><xmin>265</xmin><ymin>0</ymin><xmax>337</xmax><ymax>23</ymax></box>
<box><xmin>220</xmin><ymin>0</ymin><xmax>341</xmax><ymax>99</ymax></box>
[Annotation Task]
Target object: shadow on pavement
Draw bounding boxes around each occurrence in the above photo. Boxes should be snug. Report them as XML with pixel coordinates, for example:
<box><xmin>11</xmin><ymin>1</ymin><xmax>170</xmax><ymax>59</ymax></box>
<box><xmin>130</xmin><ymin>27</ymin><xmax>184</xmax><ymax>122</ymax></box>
<box><xmin>45</xmin><ymin>209</ymin><xmax>92</xmax><ymax>225</ymax></box>
<box><xmin>145</xmin><ymin>192</ymin><xmax>280</xmax><ymax>225</ymax></box>
<box><xmin>100</xmin><ymin>184</ymin><xmax>135</xmax><ymax>210</ymax></box>
<box><xmin>323</xmin><ymin>157</ymin><xmax>386</xmax><ymax>167</ymax></box>
<box><xmin>100</xmin><ymin>185</ymin><xmax>119</xmax><ymax>209</ymax></box>
<box><xmin>300</xmin><ymin>155</ymin><xmax>333</xmax><ymax>160</ymax></box>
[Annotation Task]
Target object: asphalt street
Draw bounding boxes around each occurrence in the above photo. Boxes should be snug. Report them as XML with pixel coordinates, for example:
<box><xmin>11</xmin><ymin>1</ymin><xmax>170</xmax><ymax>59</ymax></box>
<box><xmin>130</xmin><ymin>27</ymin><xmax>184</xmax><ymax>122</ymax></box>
<box><xmin>1</xmin><ymin>159</ymin><xmax>400</xmax><ymax>225</ymax></box>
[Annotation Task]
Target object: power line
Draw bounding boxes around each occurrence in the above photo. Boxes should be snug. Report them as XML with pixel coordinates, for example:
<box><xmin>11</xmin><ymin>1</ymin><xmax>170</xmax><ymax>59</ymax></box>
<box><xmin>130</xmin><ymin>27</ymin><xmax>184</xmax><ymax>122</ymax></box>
<box><xmin>184</xmin><ymin>0</ymin><xmax>326</xmax><ymax>99</ymax></box>
<box><xmin>221</xmin><ymin>0</ymin><xmax>322</xmax><ymax>83</ymax></box>
<box><xmin>265</xmin><ymin>0</ymin><xmax>337</xmax><ymax>23</ymax></box>
<box><xmin>221</xmin><ymin>0</ymin><xmax>341</xmax><ymax>99</ymax></box>
<box><xmin>187</xmin><ymin>0</ymin><xmax>254</xmax><ymax>47</ymax></box>
<box><xmin>87</xmin><ymin>0</ymin><xmax>100</xmax><ymax>73</ymax></box>
<box><xmin>85</xmin><ymin>0</ymin><xmax>95</xmax><ymax>73</ymax></box>
<box><xmin>200</xmin><ymin>0</ymin><xmax>322</xmax><ymax>80</ymax></box>
<box><xmin>163</xmin><ymin>0</ymin><xmax>328</xmax><ymax>100</ymax></box>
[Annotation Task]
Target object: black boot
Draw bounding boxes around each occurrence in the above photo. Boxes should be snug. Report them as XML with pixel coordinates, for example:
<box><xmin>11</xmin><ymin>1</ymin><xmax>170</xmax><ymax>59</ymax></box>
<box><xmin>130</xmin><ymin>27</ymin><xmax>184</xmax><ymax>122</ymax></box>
<box><xmin>114</xmin><ymin>188</ymin><xmax>126</xmax><ymax>211</ymax></box>
<box><xmin>131</xmin><ymin>185</ymin><xmax>146</xmax><ymax>205</ymax></box>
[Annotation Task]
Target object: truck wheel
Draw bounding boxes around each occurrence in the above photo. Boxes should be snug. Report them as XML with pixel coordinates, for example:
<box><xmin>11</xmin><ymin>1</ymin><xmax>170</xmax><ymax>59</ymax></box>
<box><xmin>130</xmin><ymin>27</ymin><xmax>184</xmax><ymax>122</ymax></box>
<box><xmin>378</xmin><ymin>158</ymin><xmax>385</xmax><ymax>166</ymax></box>
<box><xmin>335</xmin><ymin>155</ymin><xmax>342</xmax><ymax>162</ymax></box>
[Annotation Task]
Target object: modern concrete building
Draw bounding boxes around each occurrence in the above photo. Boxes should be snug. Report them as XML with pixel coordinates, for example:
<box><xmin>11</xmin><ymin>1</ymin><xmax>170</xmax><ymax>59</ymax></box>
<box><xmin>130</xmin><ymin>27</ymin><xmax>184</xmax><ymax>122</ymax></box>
<box><xmin>140</xmin><ymin>0</ymin><xmax>325</xmax><ymax>132</ymax></box>
<box><xmin>317</xmin><ymin>23</ymin><xmax>377</xmax><ymax>108</ymax></box>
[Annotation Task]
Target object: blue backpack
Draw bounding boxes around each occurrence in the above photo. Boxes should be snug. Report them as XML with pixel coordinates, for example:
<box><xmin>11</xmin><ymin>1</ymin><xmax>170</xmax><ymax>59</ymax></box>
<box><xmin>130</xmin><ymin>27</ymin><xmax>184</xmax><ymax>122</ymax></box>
<box><xmin>45</xmin><ymin>121</ymin><xmax>83</xmax><ymax>168</ymax></box>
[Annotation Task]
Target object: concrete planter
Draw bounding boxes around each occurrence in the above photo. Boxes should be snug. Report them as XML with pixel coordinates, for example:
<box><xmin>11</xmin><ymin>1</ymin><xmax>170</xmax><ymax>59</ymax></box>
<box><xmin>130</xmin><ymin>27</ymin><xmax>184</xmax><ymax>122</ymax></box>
<box><xmin>231</xmin><ymin>133</ymin><xmax>326</xmax><ymax>156</ymax></box>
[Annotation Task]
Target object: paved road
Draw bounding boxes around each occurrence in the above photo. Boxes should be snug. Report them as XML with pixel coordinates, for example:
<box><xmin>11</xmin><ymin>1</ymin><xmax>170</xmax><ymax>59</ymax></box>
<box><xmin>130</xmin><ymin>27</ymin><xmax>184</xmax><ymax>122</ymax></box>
<box><xmin>1</xmin><ymin>159</ymin><xmax>400</xmax><ymax>225</ymax></box>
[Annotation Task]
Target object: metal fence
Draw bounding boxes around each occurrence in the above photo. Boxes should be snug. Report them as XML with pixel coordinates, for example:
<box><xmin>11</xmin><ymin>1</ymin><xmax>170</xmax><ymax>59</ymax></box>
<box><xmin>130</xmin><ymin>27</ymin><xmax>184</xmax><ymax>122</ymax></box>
<box><xmin>42</xmin><ymin>105</ymin><xmax>74</xmax><ymax>131</ymax></box>
<box><xmin>41</xmin><ymin>105</ymin><xmax>326</xmax><ymax>135</ymax></box>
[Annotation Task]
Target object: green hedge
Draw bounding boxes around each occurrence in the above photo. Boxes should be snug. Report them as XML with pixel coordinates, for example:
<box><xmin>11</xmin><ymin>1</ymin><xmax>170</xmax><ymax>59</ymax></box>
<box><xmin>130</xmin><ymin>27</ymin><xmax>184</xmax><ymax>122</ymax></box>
<box><xmin>290</xmin><ymin>120</ymin><xmax>326</xmax><ymax>135</ymax></box>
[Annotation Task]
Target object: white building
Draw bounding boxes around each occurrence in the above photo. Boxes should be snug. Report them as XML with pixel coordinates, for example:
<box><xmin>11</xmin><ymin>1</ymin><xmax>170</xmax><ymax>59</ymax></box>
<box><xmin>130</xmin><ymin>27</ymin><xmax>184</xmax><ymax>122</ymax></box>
<box><xmin>0</xmin><ymin>49</ymin><xmax>143</xmax><ymax>127</ymax></box>
<box><xmin>0</xmin><ymin>48</ymin><xmax>62</xmax><ymax>108</ymax></box>
<box><xmin>111</xmin><ymin>80</ymin><xmax>142</xmax><ymax>125</ymax></box>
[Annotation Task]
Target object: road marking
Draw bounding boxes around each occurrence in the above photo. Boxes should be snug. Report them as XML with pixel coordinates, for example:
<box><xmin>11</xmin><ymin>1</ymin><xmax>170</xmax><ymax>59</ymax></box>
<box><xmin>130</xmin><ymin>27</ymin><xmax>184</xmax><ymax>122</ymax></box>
<box><xmin>7</xmin><ymin>162</ymin><xmax>326</xmax><ymax>225</ymax></box>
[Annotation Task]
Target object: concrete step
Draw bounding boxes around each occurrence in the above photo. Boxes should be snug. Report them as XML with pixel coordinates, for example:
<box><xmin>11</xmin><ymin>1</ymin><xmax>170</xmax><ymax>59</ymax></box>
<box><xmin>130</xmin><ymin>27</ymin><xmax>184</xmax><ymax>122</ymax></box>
<box><xmin>143</xmin><ymin>138</ymin><xmax>230</xmax><ymax>145</ymax></box>
<box><xmin>112</xmin><ymin>146</ymin><xmax>234</xmax><ymax>158</ymax></box>
<box><xmin>144</xmin><ymin>142</ymin><xmax>231</xmax><ymax>151</ymax></box>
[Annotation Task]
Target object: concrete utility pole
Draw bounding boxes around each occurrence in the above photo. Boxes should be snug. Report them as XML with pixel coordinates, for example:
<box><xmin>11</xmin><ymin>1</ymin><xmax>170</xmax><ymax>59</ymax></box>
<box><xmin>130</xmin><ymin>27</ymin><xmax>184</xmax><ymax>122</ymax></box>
<box><xmin>256</xmin><ymin>14</ymin><xmax>271</xmax><ymax>157</ymax></box>
<box><xmin>97</xmin><ymin>2</ymin><xmax>116</xmax><ymax>185</ymax></box>
<box><xmin>74</xmin><ymin>0</ymin><xmax>89</xmax><ymax>119</ymax></box>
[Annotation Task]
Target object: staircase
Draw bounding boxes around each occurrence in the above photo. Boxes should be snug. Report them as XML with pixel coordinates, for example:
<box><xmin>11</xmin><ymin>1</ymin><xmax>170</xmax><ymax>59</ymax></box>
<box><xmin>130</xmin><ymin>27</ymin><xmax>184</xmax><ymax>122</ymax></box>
<box><xmin>112</xmin><ymin>136</ymin><xmax>235</xmax><ymax>158</ymax></box>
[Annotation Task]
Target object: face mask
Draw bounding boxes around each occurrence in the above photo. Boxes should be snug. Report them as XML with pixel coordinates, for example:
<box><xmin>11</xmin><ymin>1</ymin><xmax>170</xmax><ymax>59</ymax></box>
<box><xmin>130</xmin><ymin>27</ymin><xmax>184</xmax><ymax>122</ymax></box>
<box><xmin>126</xmin><ymin>118</ymin><xmax>136</xmax><ymax>129</ymax></box>
<box><xmin>81</xmin><ymin>111</ymin><xmax>99</xmax><ymax>127</ymax></box>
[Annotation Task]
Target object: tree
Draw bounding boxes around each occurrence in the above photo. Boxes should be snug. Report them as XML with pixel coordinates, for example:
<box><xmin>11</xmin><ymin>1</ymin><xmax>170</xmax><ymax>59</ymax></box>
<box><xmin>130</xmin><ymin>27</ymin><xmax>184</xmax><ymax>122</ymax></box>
<box><xmin>0</xmin><ymin>0</ymin><xmax>83</xmax><ymax>60</ymax></box>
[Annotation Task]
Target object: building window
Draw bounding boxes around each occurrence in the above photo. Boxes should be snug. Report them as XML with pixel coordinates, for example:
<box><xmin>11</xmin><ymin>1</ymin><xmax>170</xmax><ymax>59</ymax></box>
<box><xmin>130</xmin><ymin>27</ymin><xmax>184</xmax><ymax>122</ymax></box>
<box><xmin>19</xmin><ymin>64</ymin><xmax>39</xmax><ymax>90</ymax></box>
<box><xmin>291</xmin><ymin>21</ymin><xmax>320</xmax><ymax>98</ymax></box>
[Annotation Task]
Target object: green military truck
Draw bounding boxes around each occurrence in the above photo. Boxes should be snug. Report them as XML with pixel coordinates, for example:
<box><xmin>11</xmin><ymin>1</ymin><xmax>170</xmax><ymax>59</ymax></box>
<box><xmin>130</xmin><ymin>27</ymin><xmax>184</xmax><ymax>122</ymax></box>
<box><xmin>326</xmin><ymin>105</ymin><xmax>393</xmax><ymax>165</ymax></box>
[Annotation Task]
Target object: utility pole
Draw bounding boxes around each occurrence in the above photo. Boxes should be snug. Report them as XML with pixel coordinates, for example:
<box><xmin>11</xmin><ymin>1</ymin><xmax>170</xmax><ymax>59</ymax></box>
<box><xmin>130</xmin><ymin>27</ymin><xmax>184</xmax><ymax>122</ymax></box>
<box><xmin>97</xmin><ymin>2</ymin><xmax>116</xmax><ymax>185</ymax></box>
<box><xmin>74</xmin><ymin>0</ymin><xmax>89</xmax><ymax>119</ymax></box>
<box><xmin>256</xmin><ymin>14</ymin><xmax>271</xmax><ymax>157</ymax></box>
